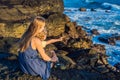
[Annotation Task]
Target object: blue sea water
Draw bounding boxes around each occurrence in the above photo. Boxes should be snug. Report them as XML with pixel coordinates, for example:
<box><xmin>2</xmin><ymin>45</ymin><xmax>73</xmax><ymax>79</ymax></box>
<box><xmin>63</xmin><ymin>0</ymin><xmax>120</xmax><ymax>66</ymax></box>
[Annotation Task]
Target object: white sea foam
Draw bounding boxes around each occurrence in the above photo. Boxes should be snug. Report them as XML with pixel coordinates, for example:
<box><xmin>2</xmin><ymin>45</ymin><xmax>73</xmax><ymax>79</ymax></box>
<box><xmin>114</xmin><ymin>21</ymin><xmax>120</xmax><ymax>25</ymax></box>
<box><xmin>83</xmin><ymin>0</ymin><xmax>120</xmax><ymax>5</ymax></box>
<box><xmin>102</xmin><ymin>3</ymin><xmax>120</xmax><ymax>10</ymax></box>
<box><xmin>64</xmin><ymin>0</ymin><xmax>120</xmax><ymax>8</ymax></box>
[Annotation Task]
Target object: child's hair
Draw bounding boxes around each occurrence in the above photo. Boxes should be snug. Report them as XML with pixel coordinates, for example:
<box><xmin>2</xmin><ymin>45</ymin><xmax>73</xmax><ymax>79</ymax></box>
<box><xmin>36</xmin><ymin>28</ymin><xmax>47</xmax><ymax>41</ymax></box>
<box><xmin>19</xmin><ymin>16</ymin><xmax>46</xmax><ymax>52</ymax></box>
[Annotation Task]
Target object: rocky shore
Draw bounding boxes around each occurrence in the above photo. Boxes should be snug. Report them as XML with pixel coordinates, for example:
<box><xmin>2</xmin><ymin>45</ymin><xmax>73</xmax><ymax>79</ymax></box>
<box><xmin>0</xmin><ymin>0</ymin><xmax>120</xmax><ymax>80</ymax></box>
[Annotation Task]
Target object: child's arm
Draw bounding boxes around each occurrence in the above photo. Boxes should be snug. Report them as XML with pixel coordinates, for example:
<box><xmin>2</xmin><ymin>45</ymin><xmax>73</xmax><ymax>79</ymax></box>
<box><xmin>46</xmin><ymin>37</ymin><xmax>63</xmax><ymax>45</ymax></box>
<box><xmin>35</xmin><ymin>37</ymin><xmax>58</xmax><ymax>62</ymax></box>
<box><xmin>41</xmin><ymin>39</ymin><xmax>60</xmax><ymax>48</ymax></box>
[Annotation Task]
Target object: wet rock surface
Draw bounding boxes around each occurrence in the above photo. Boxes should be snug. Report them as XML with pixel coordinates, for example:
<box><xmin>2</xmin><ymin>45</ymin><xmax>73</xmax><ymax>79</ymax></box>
<box><xmin>90</xmin><ymin>29</ymin><xmax>100</xmax><ymax>35</ymax></box>
<box><xmin>98</xmin><ymin>34</ymin><xmax>120</xmax><ymax>45</ymax></box>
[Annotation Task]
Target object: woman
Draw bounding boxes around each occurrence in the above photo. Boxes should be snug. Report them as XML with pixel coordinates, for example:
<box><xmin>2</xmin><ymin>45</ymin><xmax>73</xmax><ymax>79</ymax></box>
<box><xmin>18</xmin><ymin>16</ymin><xmax>63</xmax><ymax>80</ymax></box>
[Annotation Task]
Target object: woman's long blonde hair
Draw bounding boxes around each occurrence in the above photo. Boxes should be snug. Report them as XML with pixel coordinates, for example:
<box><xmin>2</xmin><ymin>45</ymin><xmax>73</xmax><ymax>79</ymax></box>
<box><xmin>19</xmin><ymin>16</ymin><xmax>45</xmax><ymax>52</ymax></box>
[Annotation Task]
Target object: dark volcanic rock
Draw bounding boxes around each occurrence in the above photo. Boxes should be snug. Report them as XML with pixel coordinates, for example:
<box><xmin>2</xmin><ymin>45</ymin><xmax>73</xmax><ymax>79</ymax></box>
<box><xmin>114</xmin><ymin>63</ymin><xmax>120</xmax><ymax>71</ymax></box>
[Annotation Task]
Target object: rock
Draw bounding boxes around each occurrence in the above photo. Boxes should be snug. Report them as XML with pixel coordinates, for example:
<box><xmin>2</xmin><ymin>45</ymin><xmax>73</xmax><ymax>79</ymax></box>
<box><xmin>0</xmin><ymin>35</ymin><xmax>4</xmax><ymax>40</ymax></box>
<box><xmin>44</xmin><ymin>44</ymin><xmax>57</xmax><ymax>57</ymax></box>
<box><xmin>0</xmin><ymin>0</ymin><xmax>66</xmax><ymax>53</ymax></box>
<box><xmin>0</xmin><ymin>52</ymin><xmax>17</xmax><ymax>60</ymax></box>
<box><xmin>45</xmin><ymin>44</ymin><xmax>57</xmax><ymax>51</ymax></box>
<box><xmin>46</xmin><ymin>13</ymin><xmax>66</xmax><ymax>37</ymax></box>
<box><xmin>98</xmin><ymin>34</ymin><xmax>120</xmax><ymax>45</ymax></box>
<box><xmin>9</xmin><ymin>42</ymin><xmax>20</xmax><ymax>55</ymax></box>
<box><xmin>65</xmin><ymin>22</ymin><xmax>79</xmax><ymax>38</ymax></box>
<box><xmin>90</xmin><ymin>29</ymin><xmax>100</xmax><ymax>35</ymax></box>
<box><xmin>57</xmin><ymin>51</ymin><xmax>76</xmax><ymax>69</ymax></box>
<box><xmin>0</xmin><ymin>0</ymin><xmax>64</xmax><ymax>21</ymax></box>
<box><xmin>67</xmin><ymin>38</ymin><xmax>92</xmax><ymax>49</ymax></box>
<box><xmin>79</xmin><ymin>8</ymin><xmax>86</xmax><ymax>11</ymax></box>
<box><xmin>89</xmin><ymin>44</ymin><xmax>106</xmax><ymax>54</ymax></box>
<box><xmin>0</xmin><ymin>52</ymin><xmax>11</xmax><ymax>59</ymax></box>
<box><xmin>115</xmin><ymin>35</ymin><xmax>120</xmax><ymax>40</ymax></box>
<box><xmin>76</xmin><ymin>26</ymin><xmax>88</xmax><ymax>38</ymax></box>
<box><xmin>0</xmin><ymin>37</ymin><xmax>20</xmax><ymax>53</ymax></box>
<box><xmin>93</xmin><ymin>65</ymin><xmax>109</xmax><ymax>73</ymax></box>
<box><xmin>64</xmin><ymin>14</ymin><xmax>71</xmax><ymax>22</ymax></box>
<box><xmin>98</xmin><ymin>35</ymin><xmax>116</xmax><ymax>45</ymax></box>
<box><xmin>90</xmin><ymin>8</ymin><xmax>96</xmax><ymax>11</ymax></box>
<box><xmin>0</xmin><ymin>52</ymin><xmax>119</xmax><ymax>80</ymax></box>
<box><xmin>89</xmin><ymin>44</ymin><xmax>109</xmax><ymax>66</ymax></box>
<box><xmin>114</xmin><ymin>63</ymin><xmax>120</xmax><ymax>72</ymax></box>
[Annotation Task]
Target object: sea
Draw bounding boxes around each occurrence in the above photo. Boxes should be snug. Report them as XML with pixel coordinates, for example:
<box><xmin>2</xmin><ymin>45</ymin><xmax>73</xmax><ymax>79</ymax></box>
<box><xmin>63</xmin><ymin>0</ymin><xmax>120</xmax><ymax>66</ymax></box>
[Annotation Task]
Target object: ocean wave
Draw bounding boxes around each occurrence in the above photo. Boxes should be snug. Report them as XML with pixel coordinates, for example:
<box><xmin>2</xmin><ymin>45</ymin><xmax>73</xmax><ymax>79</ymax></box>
<box><xmin>114</xmin><ymin>21</ymin><xmax>120</xmax><ymax>25</ymax></box>
<box><xmin>83</xmin><ymin>0</ymin><xmax>120</xmax><ymax>5</ymax></box>
<box><xmin>102</xmin><ymin>3</ymin><xmax>120</xmax><ymax>10</ymax></box>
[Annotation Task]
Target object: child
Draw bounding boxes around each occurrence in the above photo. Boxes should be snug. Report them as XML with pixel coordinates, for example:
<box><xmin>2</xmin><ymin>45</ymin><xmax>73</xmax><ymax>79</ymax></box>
<box><xmin>18</xmin><ymin>16</ymin><xmax>63</xmax><ymax>80</ymax></box>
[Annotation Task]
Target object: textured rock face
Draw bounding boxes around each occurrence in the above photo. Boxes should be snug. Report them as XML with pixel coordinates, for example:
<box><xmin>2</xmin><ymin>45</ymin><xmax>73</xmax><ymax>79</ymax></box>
<box><xmin>0</xmin><ymin>0</ymin><xmax>64</xmax><ymax>21</ymax></box>
<box><xmin>0</xmin><ymin>0</ymin><xmax>64</xmax><ymax>52</ymax></box>
<box><xmin>0</xmin><ymin>0</ymin><xmax>93</xmax><ymax>61</ymax></box>
<box><xmin>46</xmin><ymin>14</ymin><xmax>66</xmax><ymax>37</ymax></box>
